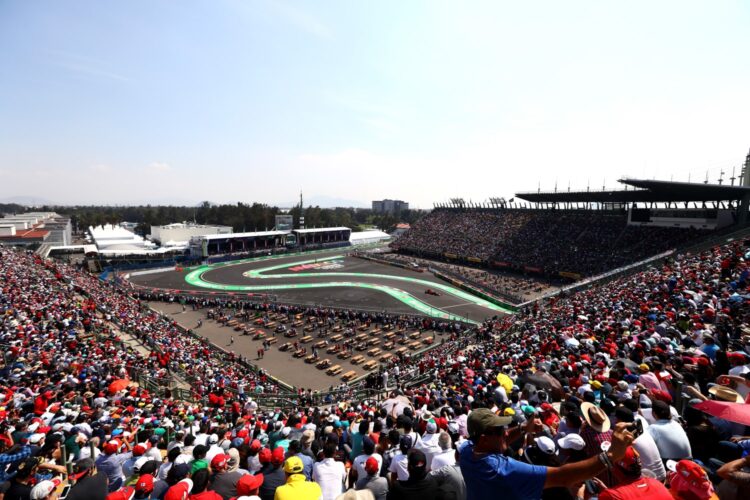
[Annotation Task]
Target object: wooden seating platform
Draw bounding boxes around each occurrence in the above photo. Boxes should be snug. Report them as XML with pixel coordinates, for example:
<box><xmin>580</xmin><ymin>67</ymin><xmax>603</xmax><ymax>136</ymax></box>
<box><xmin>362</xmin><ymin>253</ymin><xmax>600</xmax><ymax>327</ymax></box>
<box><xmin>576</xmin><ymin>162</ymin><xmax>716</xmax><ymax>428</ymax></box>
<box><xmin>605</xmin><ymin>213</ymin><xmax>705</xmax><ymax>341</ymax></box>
<box><xmin>423</xmin><ymin>337</ymin><xmax>434</xmax><ymax>345</ymax></box>
<box><xmin>367</xmin><ymin>338</ymin><xmax>380</xmax><ymax>346</ymax></box>
<box><xmin>305</xmin><ymin>355</ymin><xmax>319</xmax><ymax>363</ymax></box>
<box><xmin>293</xmin><ymin>349</ymin><xmax>306</xmax><ymax>358</ymax></box>
<box><xmin>362</xmin><ymin>360</ymin><xmax>377</xmax><ymax>370</ymax></box>
<box><xmin>409</xmin><ymin>341</ymin><xmax>422</xmax><ymax>350</ymax></box>
<box><xmin>342</xmin><ymin>370</ymin><xmax>357</xmax><ymax>381</ymax></box>
<box><xmin>265</xmin><ymin>321</ymin><xmax>277</xmax><ymax>328</ymax></box>
<box><xmin>279</xmin><ymin>342</ymin><xmax>293</xmax><ymax>351</ymax></box>
<box><xmin>316</xmin><ymin>359</ymin><xmax>331</xmax><ymax>369</ymax></box>
<box><xmin>351</xmin><ymin>355</ymin><xmax>365</xmax><ymax>364</ymax></box>
<box><xmin>384</xmin><ymin>332</ymin><xmax>396</xmax><ymax>341</ymax></box>
<box><xmin>409</xmin><ymin>331</ymin><xmax>421</xmax><ymax>339</ymax></box>
<box><xmin>327</xmin><ymin>345</ymin><xmax>340</xmax><ymax>354</ymax></box>
<box><xmin>301</xmin><ymin>335</ymin><xmax>313</xmax><ymax>343</ymax></box>
<box><xmin>313</xmin><ymin>340</ymin><xmax>327</xmax><ymax>349</ymax></box>
<box><xmin>266</xmin><ymin>337</ymin><xmax>277</xmax><ymax>345</ymax></box>
<box><xmin>338</xmin><ymin>351</ymin><xmax>352</xmax><ymax>359</ymax></box>
<box><xmin>383</xmin><ymin>341</ymin><xmax>394</xmax><ymax>350</ymax></box>
<box><xmin>327</xmin><ymin>365</ymin><xmax>342</xmax><ymax>375</ymax></box>
<box><xmin>380</xmin><ymin>353</ymin><xmax>393</xmax><ymax>363</ymax></box>
<box><xmin>330</xmin><ymin>334</ymin><xmax>343</xmax><ymax>342</ymax></box>
<box><xmin>367</xmin><ymin>347</ymin><xmax>382</xmax><ymax>357</ymax></box>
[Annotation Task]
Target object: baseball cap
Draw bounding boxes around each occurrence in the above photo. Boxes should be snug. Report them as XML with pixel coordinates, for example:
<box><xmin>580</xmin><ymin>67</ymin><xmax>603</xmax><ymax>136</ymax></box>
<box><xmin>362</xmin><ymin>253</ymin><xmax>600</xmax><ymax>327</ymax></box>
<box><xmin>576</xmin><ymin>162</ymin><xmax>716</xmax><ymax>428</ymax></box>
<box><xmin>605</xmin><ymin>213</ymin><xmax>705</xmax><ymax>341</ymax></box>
<box><xmin>534</xmin><ymin>436</ymin><xmax>556</xmax><ymax>455</ymax></box>
<box><xmin>283</xmin><ymin>456</ymin><xmax>304</xmax><ymax>474</ymax></box>
<box><xmin>258</xmin><ymin>448</ymin><xmax>272</xmax><ymax>464</ymax></box>
<box><xmin>271</xmin><ymin>447</ymin><xmax>285</xmax><ymax>466</ymax></box>
<box><xmin>164</xmin><ymin>479</ymin><xmax>192</xmax><ymax>500</ymax></box>
<box><xmin>236</xmin><ymin>473</ymin><xmax>264</xmax><ymax>494</ymax></box>
<box><xmin>30</xmin><ymin>479</ymin><xmax>61</xmax><ymax>500</ymax></box>
<box><xmin>407</xmin><ymin>449</ymin><xmax>427</xmax><ymax>473</ymax></box>
<box><xmin>135</xmin><ymin>474</ymin><xmax>155</xmax><ymax>494</ymax></box>
<box><xmin>249</xmin><ymin>439</ymin><xmax>262</xmax><ymax>452</ymax></box>
<box><xmin>365</xmin><ymin>456</ymin><xmax>379</xmax><ymax>475</ymax></box>
<box><xmin>425</xmin><ymin>421</ymin><xmax>438</xmax><ymax>434</ymax></box>
<box><xmin>467</xmin><ymin>408</ymin><xmax>512</xmax><ymax>439</ymax></box>
<box><xmin>558</xmin><ymin>433</ymin><xmax>586</xmax><ymax>451</ymax></box>
<box><xmin>106</xmin><ymin>486</ymin><xmax>135</xmax><ymax>500</ymax></box>
<box><xmin>211</xmin><ymin>454</ymin><xmax>229</xmax><ymax>471</ymax></box>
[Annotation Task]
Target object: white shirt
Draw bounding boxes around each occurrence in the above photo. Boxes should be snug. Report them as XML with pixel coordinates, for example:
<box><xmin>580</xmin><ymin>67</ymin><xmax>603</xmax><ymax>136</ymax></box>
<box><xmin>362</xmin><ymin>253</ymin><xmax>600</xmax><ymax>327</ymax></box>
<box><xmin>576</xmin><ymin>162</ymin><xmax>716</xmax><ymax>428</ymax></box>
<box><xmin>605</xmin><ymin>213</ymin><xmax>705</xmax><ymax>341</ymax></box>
<box><xmin>416</xmin><ymin>434</ymin><xmax>441</xmax><ymax>471</ymax></box>
<box><xmin>388</xmin><ymin>452</ymin><xmax>409</xmax><ymax>481</ymax></box>
<box><xmin>647</xmin><ymin>419</ymin><xmax>692</xmax><ymax>460</ymax></box>
<box><xmin>430</xmin><ymin>449</ymin><xmax>456</xmax><ymax>471</ymax></box>
<box><xmin>633</xmin><ymin>431</ymin><xmax>666</xmax><ymax>481</ymax></box>
<box><xmin>313</xmin><ymin>457</ymin><xmax>347</xmax><ymax>500</ymax></box>
<box><xmin>353</xmin><ymin>453</ymin><xmax>383</xmax><ymax>480</ymax></box>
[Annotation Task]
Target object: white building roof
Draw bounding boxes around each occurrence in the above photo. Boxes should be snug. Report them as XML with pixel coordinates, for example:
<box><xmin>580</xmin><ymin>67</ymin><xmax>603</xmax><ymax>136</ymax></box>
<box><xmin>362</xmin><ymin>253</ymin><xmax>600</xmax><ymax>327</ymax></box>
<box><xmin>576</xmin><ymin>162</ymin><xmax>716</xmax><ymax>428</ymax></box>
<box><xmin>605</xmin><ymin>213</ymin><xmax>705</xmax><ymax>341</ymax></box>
<box><xmin>294</xmin><ymin>227</ymin><xmax>351</xmax><ymax>234</ymax></box>
<box><xmin>200</xmin><ymin>230</ymin><xmax>289</xmax><ymax>241</ymax></box>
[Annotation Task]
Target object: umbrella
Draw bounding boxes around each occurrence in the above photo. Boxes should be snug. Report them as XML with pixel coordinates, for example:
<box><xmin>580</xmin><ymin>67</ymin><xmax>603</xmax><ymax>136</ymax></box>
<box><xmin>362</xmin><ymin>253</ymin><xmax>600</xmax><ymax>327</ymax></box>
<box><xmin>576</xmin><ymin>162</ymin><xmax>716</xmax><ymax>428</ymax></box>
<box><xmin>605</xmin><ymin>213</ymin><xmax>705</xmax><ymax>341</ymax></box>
<box><xmin>108</xmin><ymin>379</ymin><xmax>130</xmax><ymax>394</ymax></box>
<box><xmin>518</xmin><ymin>372</ymin><xmax>564</xmax><ymax>401</ymax></box>
<box><xmin>381</xmin><ymin>395</ymin><xmax>413</xmax><ymax>418</ymax></box>
<box><xmin>694</xmin><ymin>401</ymin><xmax>750</xmax><ymax>426</ymax></box>
<box><xmin>496</xmin><ymin>373</ymin><xmax>513</xmax><ymax>393</ymax></box>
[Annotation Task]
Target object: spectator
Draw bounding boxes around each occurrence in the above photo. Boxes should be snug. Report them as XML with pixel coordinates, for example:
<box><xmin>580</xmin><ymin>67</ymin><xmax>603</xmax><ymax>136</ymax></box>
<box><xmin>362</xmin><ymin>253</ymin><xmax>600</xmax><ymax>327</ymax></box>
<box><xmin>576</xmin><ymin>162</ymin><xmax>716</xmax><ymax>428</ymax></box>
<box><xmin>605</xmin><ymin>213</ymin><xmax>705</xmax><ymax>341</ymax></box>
<box><xmin>273</xmin><ymin>456</ymin><xmax>322</xmax><ymax>500</ymax></box>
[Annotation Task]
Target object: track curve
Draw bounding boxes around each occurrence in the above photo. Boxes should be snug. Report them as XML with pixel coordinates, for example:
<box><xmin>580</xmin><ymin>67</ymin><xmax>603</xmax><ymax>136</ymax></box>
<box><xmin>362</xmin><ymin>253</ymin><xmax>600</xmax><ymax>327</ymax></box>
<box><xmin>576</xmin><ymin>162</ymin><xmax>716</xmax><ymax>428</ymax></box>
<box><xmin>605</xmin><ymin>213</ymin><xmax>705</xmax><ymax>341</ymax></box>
<box><xmin>184</xmin><ymin>253</ymin><xmax>511</xmax><ymax>323</ymax></box>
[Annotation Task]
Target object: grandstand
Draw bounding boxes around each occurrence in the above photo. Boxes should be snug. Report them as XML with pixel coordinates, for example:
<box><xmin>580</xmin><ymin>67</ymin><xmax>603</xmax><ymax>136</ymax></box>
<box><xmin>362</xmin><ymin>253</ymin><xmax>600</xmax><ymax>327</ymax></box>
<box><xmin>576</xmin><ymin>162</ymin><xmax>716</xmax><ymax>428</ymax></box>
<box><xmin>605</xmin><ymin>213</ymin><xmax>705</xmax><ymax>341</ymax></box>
<box><xmin>4</xmin><ymin>173</ymin><xmax>750</xmax><ymax>499</ymax></box>
<box><xmin>392</xmin><ymin>178</ymin><xmax>750</xmax><ymax>303</ymax></box>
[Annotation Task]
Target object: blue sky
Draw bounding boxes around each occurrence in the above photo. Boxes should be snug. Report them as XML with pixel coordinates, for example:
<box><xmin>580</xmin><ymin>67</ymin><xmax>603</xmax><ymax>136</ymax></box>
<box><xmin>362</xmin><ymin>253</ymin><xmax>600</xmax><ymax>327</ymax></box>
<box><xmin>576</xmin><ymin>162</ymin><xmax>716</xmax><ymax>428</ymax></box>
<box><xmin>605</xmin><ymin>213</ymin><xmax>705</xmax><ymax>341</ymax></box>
<box><xmin>1</xmin><ymin>0</ymin><xmax>749</xmax><ymax>207</ymax></box>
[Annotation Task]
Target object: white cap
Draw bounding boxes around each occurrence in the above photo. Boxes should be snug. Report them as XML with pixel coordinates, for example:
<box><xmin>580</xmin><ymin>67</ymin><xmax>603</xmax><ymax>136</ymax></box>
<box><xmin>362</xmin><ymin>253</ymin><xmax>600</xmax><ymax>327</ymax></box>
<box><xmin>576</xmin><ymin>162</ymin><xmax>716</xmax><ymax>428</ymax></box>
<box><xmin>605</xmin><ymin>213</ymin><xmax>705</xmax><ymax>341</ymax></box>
<box><xmin>30</xmin><ymin>479</ymin><xmax>60</xmax><ymax>500</ymax></box>
<box><xmin>558</xmin><ymin>433</ymin><xmax>586</xmax><ymax>451</ymax></box>
<box><xmin>534</xmin><ymin>436</ymin><xmax>556</xmax><ymax>455</ymax></box>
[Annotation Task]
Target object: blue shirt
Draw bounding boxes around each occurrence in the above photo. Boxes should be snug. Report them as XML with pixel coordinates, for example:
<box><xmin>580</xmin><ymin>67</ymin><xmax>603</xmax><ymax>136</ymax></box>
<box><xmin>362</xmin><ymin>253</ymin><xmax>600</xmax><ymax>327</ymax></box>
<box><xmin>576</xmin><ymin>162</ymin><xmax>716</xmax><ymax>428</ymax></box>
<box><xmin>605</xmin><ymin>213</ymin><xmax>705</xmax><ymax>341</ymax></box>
<box><xmin>459</xmin><ymin>442</ymin><xmax>547</xmax><ymax>500</ymax></box>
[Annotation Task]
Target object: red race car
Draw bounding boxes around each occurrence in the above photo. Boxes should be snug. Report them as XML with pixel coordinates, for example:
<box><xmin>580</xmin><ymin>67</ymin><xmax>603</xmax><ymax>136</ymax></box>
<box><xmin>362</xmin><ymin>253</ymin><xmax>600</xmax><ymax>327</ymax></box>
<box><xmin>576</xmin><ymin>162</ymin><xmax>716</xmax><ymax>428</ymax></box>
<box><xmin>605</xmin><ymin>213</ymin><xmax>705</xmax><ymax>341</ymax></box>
<box><xmin>424</xmin><ymin>288</ymin><xmax>441</xmax><ymax>296</ymax></box>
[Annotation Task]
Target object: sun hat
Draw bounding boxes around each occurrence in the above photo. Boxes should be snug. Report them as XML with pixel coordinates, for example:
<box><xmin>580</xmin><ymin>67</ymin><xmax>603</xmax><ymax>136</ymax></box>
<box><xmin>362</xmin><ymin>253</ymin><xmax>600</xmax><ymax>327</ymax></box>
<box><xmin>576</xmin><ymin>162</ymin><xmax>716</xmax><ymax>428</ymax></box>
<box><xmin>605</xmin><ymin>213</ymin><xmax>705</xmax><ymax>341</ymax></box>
<box><xmin>708</xmin><ymin>385</ymin><xmax>744</xmax><ymax>403</ymax></box>
<box><xmin>580</xmin><ymin>402</ymin><xmax>611</xmax><ymax>433</ymax></box>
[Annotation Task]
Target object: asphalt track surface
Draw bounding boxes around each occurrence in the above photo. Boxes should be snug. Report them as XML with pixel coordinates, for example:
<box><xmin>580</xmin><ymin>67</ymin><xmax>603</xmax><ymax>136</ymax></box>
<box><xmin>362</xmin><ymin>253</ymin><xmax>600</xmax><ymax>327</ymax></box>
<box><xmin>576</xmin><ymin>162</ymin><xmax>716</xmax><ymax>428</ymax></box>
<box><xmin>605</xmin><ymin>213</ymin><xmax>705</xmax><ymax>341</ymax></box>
<box><xmin>128</xmin><ymin>249</ymin><xmax>511</xmax><ymax>323</ymax></box>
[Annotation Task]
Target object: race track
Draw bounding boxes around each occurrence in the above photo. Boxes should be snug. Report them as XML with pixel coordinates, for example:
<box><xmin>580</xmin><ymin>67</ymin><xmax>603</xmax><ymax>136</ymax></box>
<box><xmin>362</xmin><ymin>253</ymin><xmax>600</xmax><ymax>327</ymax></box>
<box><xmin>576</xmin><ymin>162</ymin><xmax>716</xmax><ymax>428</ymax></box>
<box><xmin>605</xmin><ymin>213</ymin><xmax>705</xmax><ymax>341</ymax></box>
<box><xmin>128</xmin><ymin>249</ymin><xmax>512</xmax><ymax>323</ymax></box>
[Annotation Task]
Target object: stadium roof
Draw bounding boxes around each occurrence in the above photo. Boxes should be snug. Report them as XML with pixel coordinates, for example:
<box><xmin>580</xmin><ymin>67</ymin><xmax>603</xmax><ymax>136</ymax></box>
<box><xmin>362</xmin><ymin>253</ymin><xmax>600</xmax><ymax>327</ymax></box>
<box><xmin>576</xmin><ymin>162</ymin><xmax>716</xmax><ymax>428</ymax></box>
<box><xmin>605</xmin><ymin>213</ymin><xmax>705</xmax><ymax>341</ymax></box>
<box><xmin>200</xmin><ymin>230</ymin><xmax>288</xmax><ymax>241</ymax></box>
<box><xmin>515</xmin><ymin>179</ymin><xmax>750</xmax><ymax>203</ymax></box>
<box><xmin>294</xmin><ymin>227</ymin><xmax>351</xmax><ymax>234</ymax></box>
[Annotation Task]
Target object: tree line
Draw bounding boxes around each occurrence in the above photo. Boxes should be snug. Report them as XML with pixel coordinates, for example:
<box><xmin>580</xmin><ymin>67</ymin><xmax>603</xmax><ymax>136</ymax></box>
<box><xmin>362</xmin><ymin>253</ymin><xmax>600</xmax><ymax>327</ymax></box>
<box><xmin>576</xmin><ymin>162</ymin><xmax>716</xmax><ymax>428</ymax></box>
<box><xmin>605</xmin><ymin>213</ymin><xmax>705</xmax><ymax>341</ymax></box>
<box><xmin>0</xmin><ymin>202</ymin><xmax>425</xmax><ymax>235</ymax></box>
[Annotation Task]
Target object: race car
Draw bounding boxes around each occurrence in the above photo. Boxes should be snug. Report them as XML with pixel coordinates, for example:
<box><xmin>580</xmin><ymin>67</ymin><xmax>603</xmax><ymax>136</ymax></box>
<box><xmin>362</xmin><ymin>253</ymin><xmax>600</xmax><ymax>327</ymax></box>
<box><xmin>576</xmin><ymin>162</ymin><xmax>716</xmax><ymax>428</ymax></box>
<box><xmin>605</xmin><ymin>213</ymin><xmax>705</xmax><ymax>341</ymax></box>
<box><xmin>424</xmin><ymin>288</ymin><xmax>441</xmax><ymax>296</ymax></box>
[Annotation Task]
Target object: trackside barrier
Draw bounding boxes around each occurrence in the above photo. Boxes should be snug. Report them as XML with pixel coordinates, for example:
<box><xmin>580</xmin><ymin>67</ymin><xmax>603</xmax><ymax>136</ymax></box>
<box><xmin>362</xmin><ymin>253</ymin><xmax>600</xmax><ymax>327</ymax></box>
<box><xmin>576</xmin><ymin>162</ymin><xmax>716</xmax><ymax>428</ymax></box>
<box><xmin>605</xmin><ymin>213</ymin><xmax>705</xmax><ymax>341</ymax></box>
<box><xmin>430</xmin><ymin>269</ymin><xmax>520</xmax><ymax>312</ymax></box>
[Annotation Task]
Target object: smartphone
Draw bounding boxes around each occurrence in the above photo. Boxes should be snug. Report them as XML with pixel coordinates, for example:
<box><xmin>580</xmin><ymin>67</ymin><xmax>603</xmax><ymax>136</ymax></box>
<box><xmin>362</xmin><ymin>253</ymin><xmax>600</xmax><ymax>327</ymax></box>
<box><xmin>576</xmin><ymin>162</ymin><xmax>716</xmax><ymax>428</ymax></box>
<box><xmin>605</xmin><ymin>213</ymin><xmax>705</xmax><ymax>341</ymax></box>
<box><xmin>59</xmin><ymin>484</ymin><xmax>72</xmax><ymax>499</ymax></box>
<box><xmin>630</xmin><ymin>419</ymin><xmax>643</xmax><ymax>439</ymax></box>
<box><xmin>585</xmin><ymin>479</ymin><xmax>600</xmax><ymax>495</ymax></box>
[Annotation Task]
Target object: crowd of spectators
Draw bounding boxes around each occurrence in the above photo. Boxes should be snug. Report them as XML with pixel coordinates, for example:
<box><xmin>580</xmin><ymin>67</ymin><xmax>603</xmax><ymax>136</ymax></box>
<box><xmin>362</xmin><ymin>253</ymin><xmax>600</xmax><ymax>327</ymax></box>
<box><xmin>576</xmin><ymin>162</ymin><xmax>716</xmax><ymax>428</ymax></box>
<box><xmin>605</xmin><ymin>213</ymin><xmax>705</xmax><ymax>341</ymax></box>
<box><xmin>2</xmin><ymin>233</ymin><xmax>750</xmax><ymax>499</ymax></box>
<box><xmin>380</xmin><ymin>254</ymin><xmax>553</xmax><ymax>303</ymax></box>
<box><xmin>393</xmin><ymin>209</ymin><xmax>710</xmax><ymax>278</ymax></box>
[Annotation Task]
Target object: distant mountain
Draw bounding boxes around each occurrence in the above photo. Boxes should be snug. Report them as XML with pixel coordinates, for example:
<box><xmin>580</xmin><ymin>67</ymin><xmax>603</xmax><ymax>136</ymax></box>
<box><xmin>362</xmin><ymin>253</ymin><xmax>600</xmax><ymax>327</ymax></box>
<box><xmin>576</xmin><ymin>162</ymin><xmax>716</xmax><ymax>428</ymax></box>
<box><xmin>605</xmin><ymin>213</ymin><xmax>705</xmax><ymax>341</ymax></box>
<box><xmin>0</xmin><ymin>195</ymin><xmax>57</xmax><ymax>206</ymax></box>
<box><xmin>274</xmin><ymin>195</ymin><xmax>369</xmax><ymax>209</ymax></box>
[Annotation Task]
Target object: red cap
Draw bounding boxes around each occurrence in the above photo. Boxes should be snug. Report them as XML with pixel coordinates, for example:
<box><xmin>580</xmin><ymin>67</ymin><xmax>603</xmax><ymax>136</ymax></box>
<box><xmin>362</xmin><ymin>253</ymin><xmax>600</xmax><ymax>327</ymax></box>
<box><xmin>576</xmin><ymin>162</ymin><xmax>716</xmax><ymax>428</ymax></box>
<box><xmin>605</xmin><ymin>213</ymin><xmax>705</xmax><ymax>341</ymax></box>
<box><xmin>249</xmin><ymin>439</ymin><xmax>262</xmax><ymax>452</ymax></box>
<box><xmin>365</xmin><ymin>456</ymin><xmax>379</xmax><ymax>475</ymax></box>
<box><xmin>258</xmin><ymin>448</ymin><xmax>272</xmax><ymax>464</ymax></box>
<box><xmin>164</xmin><ymin>481</ymin><xmax>191</xmax><ymax>500</ymax></box>
<box><xmin>132</xmin><ymin>444</ymin><xmax>146</xmax><ymax>457</ymax></box>
<box><xmin>211</xmin><ymin>454</ymin><xmax>229</xmax><ymax>471</ymax></box>
<box><xmin>271</xmin><ymin>447</ymin><xmax>285</xmax><ymax>466</ymax></box>
<box><xmin>106</xmin><ymin>486</ymin><xmax>135</xmax><ymax>500</ymax></box>
<box><xmin>135</xmin><ymin>474</ymin><xmax>154</xmax><ymax>494</ymax></box>
<box><xmin>236</xmin><ymin>473</ymin><xmax>264</xmax><ymax>494</ymax></box>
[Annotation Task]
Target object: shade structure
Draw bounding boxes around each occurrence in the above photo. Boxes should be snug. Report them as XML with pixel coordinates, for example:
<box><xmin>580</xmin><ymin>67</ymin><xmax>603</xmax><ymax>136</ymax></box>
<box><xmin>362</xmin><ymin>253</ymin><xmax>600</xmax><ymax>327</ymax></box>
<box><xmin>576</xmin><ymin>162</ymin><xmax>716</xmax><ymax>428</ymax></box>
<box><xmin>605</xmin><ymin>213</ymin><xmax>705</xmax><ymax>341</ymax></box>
<box><xmin>108</xmin><ymin>379</ymin><xmax>130</xmax><ymax>394</ymax></box>
<box><xmin>694</xmin><ymin>400</ymin><xmax>750</xmax><ymax>426</ymax></box>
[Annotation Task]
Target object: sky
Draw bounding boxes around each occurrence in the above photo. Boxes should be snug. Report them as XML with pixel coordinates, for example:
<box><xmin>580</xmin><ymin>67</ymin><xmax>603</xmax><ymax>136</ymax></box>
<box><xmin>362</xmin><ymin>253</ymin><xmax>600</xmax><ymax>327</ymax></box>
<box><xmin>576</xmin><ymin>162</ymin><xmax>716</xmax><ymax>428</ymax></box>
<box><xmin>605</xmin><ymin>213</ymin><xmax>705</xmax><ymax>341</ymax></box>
<box><xmin>1</xmin><ymin>0</ymin><xmax>749</xmax><ymax>208</ymax></box>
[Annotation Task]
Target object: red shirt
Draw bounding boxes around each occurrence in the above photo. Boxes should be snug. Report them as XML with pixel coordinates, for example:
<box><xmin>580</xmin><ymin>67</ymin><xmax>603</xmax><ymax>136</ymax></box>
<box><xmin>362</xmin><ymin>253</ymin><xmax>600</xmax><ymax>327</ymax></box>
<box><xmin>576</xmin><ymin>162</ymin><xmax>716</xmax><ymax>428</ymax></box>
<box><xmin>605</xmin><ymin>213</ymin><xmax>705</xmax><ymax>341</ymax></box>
<box><xmin>599</xmin><ymin>477</ymin><xmax>673</xmax><ymax>500</ymax></box>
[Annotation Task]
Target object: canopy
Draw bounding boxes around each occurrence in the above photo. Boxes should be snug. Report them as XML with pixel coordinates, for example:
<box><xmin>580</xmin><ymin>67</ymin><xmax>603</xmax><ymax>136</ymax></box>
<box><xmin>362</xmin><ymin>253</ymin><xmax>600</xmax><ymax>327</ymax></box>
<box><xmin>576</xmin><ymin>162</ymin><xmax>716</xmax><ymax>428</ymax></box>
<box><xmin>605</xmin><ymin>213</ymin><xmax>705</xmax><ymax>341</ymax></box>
<box><xmin>694</xmin><ymin>400</ymin><xmax>750</xmax><ymax>426</ymax></box>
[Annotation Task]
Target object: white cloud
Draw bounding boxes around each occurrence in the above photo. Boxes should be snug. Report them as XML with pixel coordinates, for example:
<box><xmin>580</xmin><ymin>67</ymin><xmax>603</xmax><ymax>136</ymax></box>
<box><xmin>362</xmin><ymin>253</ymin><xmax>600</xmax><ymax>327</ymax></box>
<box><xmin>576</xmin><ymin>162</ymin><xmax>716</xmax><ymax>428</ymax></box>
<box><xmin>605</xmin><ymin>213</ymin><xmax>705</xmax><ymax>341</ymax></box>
<box><xmin>148</xmin><ymin>162</ymin><xmax>172</xmax><ymax>173</ymax></box>
<box><xmin>89</xmin><ymin>164</ymin><xmax>112</xmax><ymax>173</ymax></box>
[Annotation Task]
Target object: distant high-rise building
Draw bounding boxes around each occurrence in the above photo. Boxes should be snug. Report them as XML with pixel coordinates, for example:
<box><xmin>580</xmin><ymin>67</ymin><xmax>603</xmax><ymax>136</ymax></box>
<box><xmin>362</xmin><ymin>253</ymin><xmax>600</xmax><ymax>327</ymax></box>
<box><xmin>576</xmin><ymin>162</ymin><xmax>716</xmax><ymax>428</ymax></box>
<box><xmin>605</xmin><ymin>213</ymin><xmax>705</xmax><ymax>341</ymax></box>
<box><xmin>372</xmin><ymin>199</ymin><xmax>409</xmax><ymax>214</ymax></box>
